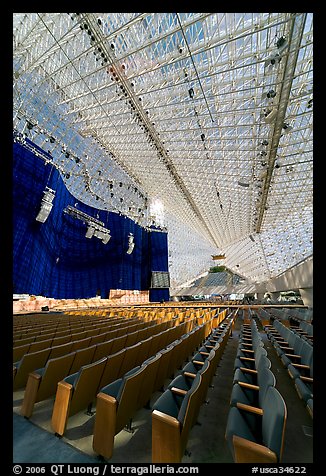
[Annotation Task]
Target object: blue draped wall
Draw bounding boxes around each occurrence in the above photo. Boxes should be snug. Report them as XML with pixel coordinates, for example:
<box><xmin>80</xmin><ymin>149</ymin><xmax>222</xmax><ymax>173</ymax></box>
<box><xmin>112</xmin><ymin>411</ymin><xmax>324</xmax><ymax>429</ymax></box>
<box><xmin>13</xmin><ymin>140</ymin><xmax>169</xmax><ymax>301</ymax></box>
<box><xmin>149</xmin><ymin>231</ymin><xmax>170</xmax><ymax>302</ymax></box>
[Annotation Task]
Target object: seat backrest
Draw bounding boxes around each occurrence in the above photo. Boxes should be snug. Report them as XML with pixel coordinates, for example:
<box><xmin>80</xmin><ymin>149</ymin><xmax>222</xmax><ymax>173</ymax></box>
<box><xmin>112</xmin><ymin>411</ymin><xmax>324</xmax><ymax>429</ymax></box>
<box><xmin>147</xmin><ymin>333</ymin><xmax>162</xmax><ymax>357</ymax></box>
<box><xmin>97</xmin><ymin>348</ymin><xmax>126</xmax><ymax>391</ymax></box>
<box><xmin>301</xmin><ymin>341</ymin><xmax>313</xmax><ymax>366</ymax></box>
<box><xmin>13</xmin><ymin>347</ymin><xmax>52</xmax><ymax>390</ymax></box>
<box><xmin>154</xmin><ymin>346</ymin><xmax>174</xmax><ymax>391</ymax></box>
<box><xmin>115</xmin><ymin>366</ymin><xmax>146</xmax><ymax>433</ymax></box>
<box><xmin>257</xmin><ymin>367</ymin><xmax>276</xmax><ymax>407</ymax></box>
<box><xmin>49</xmin><ymin>342</ymin><xmax>73</xmax><ymax>359</ymax></box>
<box><xmin>110</xmin><ymin>334</ymin><xmax>127</xmax><ymax>354</ymax></box>
<box><xmin>137</xmin><ymin>353</ymin><xmax>162</xmax><ymax>408</ymax></box>
<box><xmin>52</xmin><ymin>335</ymin><xmax>71</xmax><ymax>347</ymax></box>
<box><xmin>178</xmin><ymin>373</ymin><xmax>202</xmax><ymax>454</ymax></box>
<box><xmin>69</xmin><ymin>357</ymin><xmax>107</xmax><ymax>415</ymax></box>
<box><xmin>29</xmin><ymin>338</ymin><xmax>53</xmax><ymax>353</ymax></box>
<box><xmin>255</xmin><ymin>346</ymin><xmax>268</xmax><ymax>367</ymax></box>
<box><xmin>13</xmin><ymin>343</ymin><xmax>31</xmax><ymax>362</ymax></box>
<box><xmin>69</xmin><ymin>345</ymin><xmax>97</xmax><ymax>374</ymax></box>
<box><xmin>293</xmin><ymin>335</ymin><xmax>305</xmax><ymax>356</ymax></box>
<box><xmin>92</xmin><ymin>339</ymin><xmax>114</xmax><ymax>362</ymax></box>
<box><xmin>196</xmin><ymin>358</ymin><xmax>211</xmax><ymax>407</ymax></box>
<box><xmin>104</xmin><ymin>329</ymin><xmax>118</xmax><ymax>341</ymax></box>
<box><xmin>90</xmin><ymin>333</ymin><xmax>106</xmax><ymax>346</ymax></box>
<box><xmin>124</xmin><ymin>330</ymin><xmax>139</xmax><ymax>348</ymax></box>
<box><xmin>262</xmin><ymin>386</ymin><xmax>287</xmax><ymax>461</ymax></box>
<box><xmin>136</xmin><ymin>336</ymin><xmax>153</xmax><ymax>365</ymax></box>
<box><xmin>36</xmin><ymin>352</ymin><xmax>76</xmax><ymax>402</ymax></box>
<box><xmin>119</xmin><ymin>342</ymin><xmax>142</xmax><ymax>377</ymax></box>
<box><xmin>257</xmin><ymin>356</ymin><xmax>272</xmax><ymax>372</ymax></box>
<box><xmin>70</xmin><ymin>337</ymin><xmax>92</xmax><ymax>351</ymax></box>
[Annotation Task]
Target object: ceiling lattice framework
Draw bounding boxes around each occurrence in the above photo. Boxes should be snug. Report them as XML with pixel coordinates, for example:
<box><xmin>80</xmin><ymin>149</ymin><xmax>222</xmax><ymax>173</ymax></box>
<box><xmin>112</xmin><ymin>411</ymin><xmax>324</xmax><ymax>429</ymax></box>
<box><xmin>13</xmin><ymin>12</ymin><xmax>313</xmax><ymax>289</ymax></box>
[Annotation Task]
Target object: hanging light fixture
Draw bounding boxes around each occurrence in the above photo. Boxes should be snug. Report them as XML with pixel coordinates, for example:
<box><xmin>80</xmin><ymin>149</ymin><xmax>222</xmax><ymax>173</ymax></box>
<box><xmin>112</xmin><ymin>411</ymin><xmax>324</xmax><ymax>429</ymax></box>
<box><xmin>126</xmin><ymin>233</ymin><xmax>135</xmax><ymax>254</ymax></box>
<box><xmin>35</xmin><ymin>187</ymin><xmax>55</xmax><ymax>223</ymax></box>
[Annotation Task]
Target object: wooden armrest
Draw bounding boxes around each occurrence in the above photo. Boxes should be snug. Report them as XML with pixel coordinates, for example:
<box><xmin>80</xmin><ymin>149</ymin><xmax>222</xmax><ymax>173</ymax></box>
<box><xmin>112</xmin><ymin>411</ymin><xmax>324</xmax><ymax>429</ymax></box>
<box><xmin>184</xmin><ymin>371</ymin><xmax>196</xmax><ymax>378</ymax></box>
<box><xmin>240</xmin><ymin>356</ymin><xmax>255</xmax><ymax>362</ymax></box>
<box><xmin>300</xmin><ymin>376</ymin><xmax>313</xmax><ymax>383</ymax></box>
<box><xmin>279</xmin><ymin>345</ymin><xmax>293</xmax><ymax>351</ymax></box>
<box><xmin>238</xmin><ymin>382</ymin><xmax>259</xmax><ymax>391</ymax></box>
<box><xmin>236</xmin><ymin>402</ymin><xmax>263</xmax><ymax>415</ymax></box>
<box><xmin>292</xmin><ymin>363</ymin><xmax>310</xmax><ymax>370</ymax></box>
<box><xmin>152</xmin><ymin>410</ymin><xmax>180</xmax><ymax>428</ymax></box>
<box><xmin>199</xmin><ymin>351</ymin><xmax>210</xmax><ymax>356</ymax></box>
<box><xmin>193</xmin><ymin>360</ymin><xmax>204</xmax><ymax>366</ymax></box>
<box><xmin>239</xmin><ymin>367</ymin><xmax>257</xmax><ymax>374</ymax></box>
<box><xmin>171</xmin><ymin>387</ymin><xmax>187</xmax><ymax>396</ymax></box>
<box><xmin>285</xmin><ymin>353</ymin><xmax>301</xmax><ymax>359</ymax></box>
<box><xmin>240</xmin><ymin>348</ymin><xmax>254</xmax><ymax>353</ymax></box>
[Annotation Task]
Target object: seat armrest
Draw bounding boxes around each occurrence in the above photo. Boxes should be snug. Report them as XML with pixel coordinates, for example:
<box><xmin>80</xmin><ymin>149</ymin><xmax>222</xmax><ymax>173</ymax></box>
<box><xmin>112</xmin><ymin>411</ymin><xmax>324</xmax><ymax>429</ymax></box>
<box><xmin>236</xmin><ymin>402</ymin><xmax>263</xmax><ymax>415</ymax></box>
<box><xmin>239</xmin><ymin>367</ymin><xmax>257</xmax><ymax>374</ymax></box>
<box><xmin>238</xmin><ymin>382</ymin><xmax>259</xmax><ymax>391</ymax></box>
<box><xmin>171</xmin><ymin>387</ymin><xmax>187</xmax><ymax>396</ymax></box>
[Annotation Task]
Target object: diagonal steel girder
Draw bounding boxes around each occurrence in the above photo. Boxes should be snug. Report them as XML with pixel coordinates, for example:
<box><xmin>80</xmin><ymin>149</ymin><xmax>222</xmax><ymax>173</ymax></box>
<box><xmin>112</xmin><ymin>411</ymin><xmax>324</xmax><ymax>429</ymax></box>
<box><xmin>83</xmin><ymin>12</ymin><xmax>221</xmax><ymax>248</ymax></box>
<box><xmin>255</xmin><ymin>13</ymin><xmax>307</xmax><ymax>233</ymax></box>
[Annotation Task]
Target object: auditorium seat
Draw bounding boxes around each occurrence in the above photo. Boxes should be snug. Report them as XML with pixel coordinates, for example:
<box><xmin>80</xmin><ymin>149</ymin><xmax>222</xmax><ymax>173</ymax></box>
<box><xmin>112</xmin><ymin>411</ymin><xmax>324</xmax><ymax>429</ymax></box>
<box><xmin>70</xmin><ymin>337</ymin><xmax>92</xmax><ymax>351</ymax></box>
<box><xmin>152</xmin><ymin>373</ymin><xmax>202</xmax><ymax>463</ymax></box>
<box><xmin>21</xmin><ymin>352</ymin><xmax>76</xmax><ymax>418</ymax></box>
<box><xmin>92</xmin><ymin>340</ymin><xmax>114</xmax><ymax>362</ymax></box>
<box><xmin>13</xmin><ymin>343</ymin><xmax>31</xmax><ymax>362</ymax></box>
<box><xmin>230</xmin><ymin>366</ymin><xmax>276</xmax><ymax>410</ymax></box>
<box><xmin>69</xmin><ymin>345</ymin><xmax>97</xmax><ymax>374</ymax></box>
<box><xmin>225</xmin><ymin>386</ymin><xmax>287</xmax><ymax>463</ymax></box>
<box><xmin>306</xmin><ymin>398</ymin><xmax>313</xmax><ymax>419</ymax></box>
<box><xmin>233</xmin><ymin>345</ymin><xmax>267</xmax><ymax>372</ymax></box>
<box><xmin>48</xmin><ymin>342</ymin><xmax>74</xmax><ymax>359</ymax></box>
<box><xmin>13</xmin><ymin>348</ymin><xmax>52</xmax><ymax>390</ymax></box>
<box><xmin>51</xmin><ymin>357</ymin><xmax>107</xmax><ymax>436</ymax></box>
<box><xmin>233</xmin><ymin>356</ymin><xmax>271</xmax><ymax>386</ymax></box>
<box><xmin>96</xmin><ymin>348</ymin><xmax>126</xmax><ymax>392</ymax></box>
<box><xmin>136</xmin><ymin>353</ymin><xmax>162</xmax><ymax>409</ymax></box>
<box><xmin>153</xmin><ymin>346</ymin><xmax>174</xmax><ymax>391</ymax></box>
<box><xmin>92</xmin><ymin>365</ymin><xmax>145</xmax><ymax>459</ymax></box>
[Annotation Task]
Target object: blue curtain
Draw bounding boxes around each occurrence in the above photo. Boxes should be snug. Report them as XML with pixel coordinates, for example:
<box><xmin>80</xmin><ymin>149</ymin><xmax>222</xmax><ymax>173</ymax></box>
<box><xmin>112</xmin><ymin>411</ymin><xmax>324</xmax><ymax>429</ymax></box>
<box><xmin>149</xmin><ymin>229</ymin><xmax>170</xmax><ymax>302</ymax></box>
<box><xmin>13</xmin><ymin>140</ymin><xmax>168</xmax><ymax>299</ymax></box>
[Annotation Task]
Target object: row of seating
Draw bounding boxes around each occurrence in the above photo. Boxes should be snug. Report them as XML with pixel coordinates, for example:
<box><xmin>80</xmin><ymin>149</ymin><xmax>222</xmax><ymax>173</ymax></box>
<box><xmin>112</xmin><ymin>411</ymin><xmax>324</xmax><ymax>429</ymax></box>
<box><xmin>91</xmin><ymin>316</ymin><xmax>220</xmax><ymax>460</ymax></box>
<box><xmin>264</xmin><ymin>319</ymin><xmax>313</xmax><ymax>419</ymax></box>
<box><xmin>20</xmin><ymin>318</ymin><xmax>197</xmax><ymax>419</ymax></box>
<box><xmin>13</xmin><ymin>317</ymin><xmax>144</xmax><ymax>359</ymax></box>
<box><xmin>14</xmin><ymin>318</ymin><xmax>170</xmax><ymax>389</ymax></box>
<box><xmin>50</xmin><ymin>317</ymin><xmax>208</xmax><ymax>437</ymax></box>
<box><xmin>150</xmin><ymin>314</ymin><xmax>235</xmax><ymax>463</ymax></box>
<box><xmin>14</xmin><ymin>315</ymin><xmax>141</xmax><ymax>345</ymax></box>
<box><xmin>13</xmin><ymin>312</ymin><xmax>116</xmax><ymax>334</ymax></box>
<box><xmin>225</xmin><ymin>318</ymin><xmax>287</xmax><ymax>463</ymax></box>
<box><xmin>289</xmin><ymin>321</ymin><xmax>313</xmax><ymax>344</ymax></box>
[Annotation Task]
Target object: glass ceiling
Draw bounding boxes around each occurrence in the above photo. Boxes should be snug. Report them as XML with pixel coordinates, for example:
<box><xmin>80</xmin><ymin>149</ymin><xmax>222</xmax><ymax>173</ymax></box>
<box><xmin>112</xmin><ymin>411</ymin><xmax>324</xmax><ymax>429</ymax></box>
<box><xmin>13</xmin><ymin>13</ymin><xmax>313</xmax><ymax>291</ymax></box>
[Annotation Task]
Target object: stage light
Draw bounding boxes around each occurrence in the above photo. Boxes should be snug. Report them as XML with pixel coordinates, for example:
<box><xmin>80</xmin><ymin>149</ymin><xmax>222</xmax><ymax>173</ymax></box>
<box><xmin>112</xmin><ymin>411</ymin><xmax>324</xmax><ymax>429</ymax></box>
<box><xmin>126</xmin><ymin>233</ymin><xmax>135</xmax><ymax>254</ymax></box>
<box><xmin>36</xmin><ymin>187</ymin><xmax>55</xmax><ymax>223</ymax></box>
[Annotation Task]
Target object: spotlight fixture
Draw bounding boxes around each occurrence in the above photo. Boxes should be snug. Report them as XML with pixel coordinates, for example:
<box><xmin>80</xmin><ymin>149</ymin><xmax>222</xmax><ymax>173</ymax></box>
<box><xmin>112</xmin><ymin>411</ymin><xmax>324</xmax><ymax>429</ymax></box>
<box><xmin>35</xmin><ymin>187</ymin><xmax>55</xmax><ymax>223</ymax></box>
<box><xmin>262</xmin><ymin>107</ymin><xmax>277</xmax><ymax>123</ymax></box>
<box><xmin>238</xmin><ymin>180</ymin><xmax>250</xmax><ymax>188</ymax></box>
<box><xmin>126</xmin><ymin>233</ymin><xmax>135</xmax><ymax>254</ymax></box>
<box><xmin>85</xmin><ymin>225</ymin><xmax>95</xmax><ymax>239</ymax></box>
<box><xmin>282</xmin><ymin>122</ymin><xmax>293</xmax><ymax>133</ymax></box>
<box><xmin>188</xmin><ymin>88</ymin><xmax>194</xmax><ymax>99</ymax></box>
